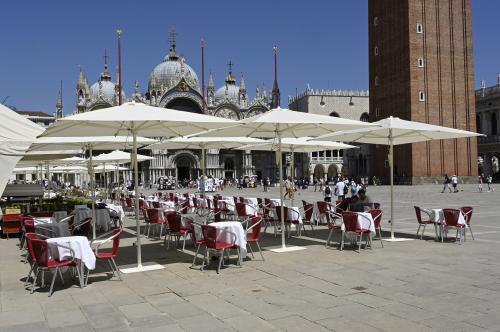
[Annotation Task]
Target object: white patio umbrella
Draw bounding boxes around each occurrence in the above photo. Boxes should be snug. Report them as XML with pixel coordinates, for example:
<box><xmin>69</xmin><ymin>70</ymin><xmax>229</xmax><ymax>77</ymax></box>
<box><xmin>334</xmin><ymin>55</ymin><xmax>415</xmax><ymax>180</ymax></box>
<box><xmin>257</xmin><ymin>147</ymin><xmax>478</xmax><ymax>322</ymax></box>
<box><xmin>94</xmin><ymin>165</ymin><xmax>129</xmax><ymax>172</ymax></box>
<box><xmin>39</xmin><ymin>101</ymin><xmax>238</xmax><ymax>272</ymax></box>
<box><xmin>314</xmin><ymin>116</ymin><xmax>483</xmax><ymax>240</ymax></box>
<box><xmin>193</xmin><ymin>107</ymin><xmax>375</xmax><ymax>252</ymax></box>
<box><xmin>236</xmin><ymin>137</ymin><xmax>358</xmax><ymax>205</ymax></box>
<box><xmin>144</xmin><ymin>136</ymin><xmax>267</xmax><ymax>193</ymax></box>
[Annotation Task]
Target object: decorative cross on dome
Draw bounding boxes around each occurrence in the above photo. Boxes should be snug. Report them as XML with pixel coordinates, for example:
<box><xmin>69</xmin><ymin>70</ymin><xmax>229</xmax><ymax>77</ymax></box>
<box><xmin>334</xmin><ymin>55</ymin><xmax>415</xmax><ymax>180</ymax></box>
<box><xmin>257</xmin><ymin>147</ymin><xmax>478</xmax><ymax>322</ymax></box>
<box><xmin>169</xmin><ymin>26</ymin><xmax>177</xmax><ymax>50</ymax></box>
<box><xmin>227</xmin><ymin>60</ymin><xmax>234</xmax><ymax>74</ymax></box>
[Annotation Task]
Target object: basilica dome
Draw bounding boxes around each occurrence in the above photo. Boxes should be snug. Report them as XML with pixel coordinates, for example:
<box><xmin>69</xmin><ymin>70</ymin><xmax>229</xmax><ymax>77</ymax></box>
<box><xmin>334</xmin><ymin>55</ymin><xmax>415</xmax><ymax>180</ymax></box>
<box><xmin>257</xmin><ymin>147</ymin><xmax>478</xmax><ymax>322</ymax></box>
<box><xmin>149</xmin><ymin>49</ymin><xmax>200</xmax><ymax>92</ymax></box>
<box><xmin>215</xmin><ymin>83</ymin><xmax>239</xmax><ymax>102</ymax></box>
<box><xmin>90</xmin><ymin>80</ymin><xmax>116</xmax><ymax>101</ymax></box>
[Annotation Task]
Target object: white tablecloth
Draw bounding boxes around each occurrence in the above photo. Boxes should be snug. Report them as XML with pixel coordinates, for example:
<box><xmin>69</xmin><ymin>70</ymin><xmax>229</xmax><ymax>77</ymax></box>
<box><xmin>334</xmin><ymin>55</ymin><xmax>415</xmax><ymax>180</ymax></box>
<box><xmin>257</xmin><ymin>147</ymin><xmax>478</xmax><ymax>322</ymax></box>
<box><xmin>244</xmin><ymin>197</ymin><xmax>258</xmax><ymax>207</ymax></box>
<box><xmin>431</xmin><ymin>209</ymin><xmax>466</xmax><ymax>225</ymax></box>
<box><xmin>269</xmin><ymin>198</ymin><xmax>282</xmax><ymax>208</ymax></box>
<box><xmin>244</xmin><ymin>204</ymin><xmax>258</xmax><ymax>216</ymax></box>
<box><xmin>34</xmin><ymin>217</ymin><xmax>54</xmax><ymax>225</ymax></box>
<box><xmin>53</xmin><ymin>211</ymin><xmax>68</xmax><ymax>222</ymax></box>
<box><xmin>160</xmin><ymin>201</ymin><xmax>175</xmax><ymax>211</ymax></box>
<box><xmin>73</xmin><ymin>208</ymin><xmax>92</xmax><ymax>224</ymax></box>
<box><xmin>211</xmin><ymin>221</ymin><xmax>247</xmax><ymax>257</ymax></box>
<box><xmin>218</xmin><ymin>200</ymin><xmax>235</xmax><ymax>213</ymax></box>
<box><xmin>46</xmin><ymin>236</ymin><xmax>96</xmax><ymax>270</ymax></box>
<box><xmin>341</xmin><ymin>212</ymin><xmax>375</xmax><ymax>237</ymax></box>
<box><xmin>287</xmin><ymin>207</ymin><xmax>303</xmax><ymax>224</ymax></box>
<box><xmin>106</xmin><ymin>204</ymin><xmax>125</xmax><ymax>223</ymax></box>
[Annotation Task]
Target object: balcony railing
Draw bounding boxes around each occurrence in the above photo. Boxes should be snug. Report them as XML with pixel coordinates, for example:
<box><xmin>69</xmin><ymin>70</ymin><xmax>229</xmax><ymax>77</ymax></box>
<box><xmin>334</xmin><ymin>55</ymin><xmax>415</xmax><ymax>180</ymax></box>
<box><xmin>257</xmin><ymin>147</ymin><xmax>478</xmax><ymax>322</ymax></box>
<box><xmin>310</xmin><ymin>157</ymin><xmax>344</xmax><ymax>163</ymax></box>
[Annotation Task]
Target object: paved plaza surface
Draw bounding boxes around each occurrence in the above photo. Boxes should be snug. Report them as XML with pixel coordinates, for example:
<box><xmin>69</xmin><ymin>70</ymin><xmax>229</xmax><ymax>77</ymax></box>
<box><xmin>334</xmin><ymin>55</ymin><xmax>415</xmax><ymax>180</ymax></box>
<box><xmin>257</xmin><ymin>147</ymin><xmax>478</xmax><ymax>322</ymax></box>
<box><xmin>1</xmin><ymin>184</ymin><xmax>500</xmax><ymax>331</ymax></box>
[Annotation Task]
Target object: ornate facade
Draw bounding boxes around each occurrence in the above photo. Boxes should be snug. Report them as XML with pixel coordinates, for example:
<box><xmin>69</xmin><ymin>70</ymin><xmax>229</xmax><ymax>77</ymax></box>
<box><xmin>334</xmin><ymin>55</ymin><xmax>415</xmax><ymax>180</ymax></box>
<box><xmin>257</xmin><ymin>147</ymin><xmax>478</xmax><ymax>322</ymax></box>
<box><xmin>74</xmin><ymin>33</ymin><xmax>276</xmax><ymax>184</ymax></box>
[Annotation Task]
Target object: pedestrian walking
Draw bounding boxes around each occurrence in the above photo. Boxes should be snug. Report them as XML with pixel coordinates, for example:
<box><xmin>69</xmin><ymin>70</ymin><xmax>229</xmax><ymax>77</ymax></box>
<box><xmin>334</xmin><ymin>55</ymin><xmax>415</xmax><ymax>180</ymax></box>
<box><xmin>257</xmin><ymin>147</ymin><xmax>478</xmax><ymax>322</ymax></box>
<box><xmin>324</xmin><ymin>183</ymin><xmax>332</xmax><ymax>203</ymax></box>
<box><xmin>487</xmin><ymin>175</ymin><xmax>495</xmax><ymax>192</ymax></box>
<box><xmin>478</xmin><ymin>174</ymin><xmax>484</xmax><ymax>192</ymax></box>
<box><xmin>441</xmin><ymin>174</ymin><xmax>452</xmax><ymax>193</ymax></box>
<box><xmin>451</xmin><ymin>174</ymin><xmax>459</xmax><ymax>193</ymax></box>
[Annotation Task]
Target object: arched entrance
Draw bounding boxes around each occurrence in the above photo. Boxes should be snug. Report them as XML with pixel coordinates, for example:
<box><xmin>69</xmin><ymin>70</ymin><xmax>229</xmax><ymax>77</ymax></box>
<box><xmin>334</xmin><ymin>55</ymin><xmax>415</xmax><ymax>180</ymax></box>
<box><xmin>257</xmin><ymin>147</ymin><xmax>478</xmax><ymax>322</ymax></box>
<box><xmin>166</xmin><ymin>98</ymin><xmax>203</xmax><ymax>114</ymax></box>
<box><xmin>175</xmin><ymin>154</ymin><xmax>197</xmax><ymax>182</ymax></box>
<box><xmin>224</xmin><ymin>158</ymin><xmax>235</xmax><ymax>179</ymax></box>
<box><xmin>313</xmin><ymin>164</ymin><xmax>325</xmax><ymax>181</ymax></box>
<box><xmin>327</xmin><ymin>164</ymin><xmax>338</xmax><ymax>181</ymax></box>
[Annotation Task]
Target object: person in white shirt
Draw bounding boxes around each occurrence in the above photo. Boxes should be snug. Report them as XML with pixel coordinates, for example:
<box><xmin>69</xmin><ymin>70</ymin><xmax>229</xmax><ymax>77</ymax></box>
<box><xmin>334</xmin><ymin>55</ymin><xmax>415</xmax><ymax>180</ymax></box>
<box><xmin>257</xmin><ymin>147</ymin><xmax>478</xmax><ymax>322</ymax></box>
<box><xmin>335</xmin><ymin>179</ymin><xmax>346</xmax><ymax>200</ymax></box>
<box><xmin>451</xmin><ymin>175</ymin><xmax>459</xmax><ymax>193</ymax></box>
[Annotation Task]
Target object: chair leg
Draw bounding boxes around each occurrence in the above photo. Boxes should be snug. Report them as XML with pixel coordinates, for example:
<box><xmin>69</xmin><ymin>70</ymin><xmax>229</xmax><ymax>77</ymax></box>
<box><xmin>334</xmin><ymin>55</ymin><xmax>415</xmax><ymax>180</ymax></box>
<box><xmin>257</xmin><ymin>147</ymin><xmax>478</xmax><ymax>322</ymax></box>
<box><xmin>111</xmin><ymin>257</ymin><xmax>121</xmax><ymax>280</ymax></box>
<box><xmin>340</xmin><ymin>231</ymin><xmax>345</xmax><ymax>251</ymax></box>
<box><xmin>421</xmin><ymin>224</ymin><xmax>426</xmax><ymax>240</ymax></box>
<box><xmin>358</xmin><ymin>233</ymin><xmax>363</xmax><ymax>253</ymax></box>
<box><xmin>217</xmin><ymin>249</ymin><xmax>224</xmax><ymax>274</ymax></box>
<box><xmin>469</xmin><ymin>225</ymin><xmax>475</xmax><ymax>240</ymax></box>
<box><xmin>58</xmin><ymin>268</ymin><xmax>65</xmax><ymax>285</ymax></box>
<box><xmin>378</xmin><ymin>228</ymin><xmax>384</xmax><ymax>248</ymax></box>
<box><xmin>25</xmin><ymin>263</ymin><xmax>35</xmax><ymax>287</ymax></box>
<box><xmin>192</xmin><ymin>244</ymin><xmax>201</xmax><ymax>267</ymax></box>
<box><xmin>201</xmin><ymin>249</ymin><xmax>208</xmax><ymax>271</ymax></box>
<box><xmin>247</xmin><ymin>243</ymin><xmax>255</xmax><ymax>258</ymax></box>
<box><xmin>49</xmin><ymin>267</ymin><xmax>58</xmax><ymax>297</ymax></box>
<box><xmin>256</xmin><ymin>241</ymin><xmax>265</xmax><ymax>261</ymax></box>
<box><xmin>416</xmin><ymin>225</ymin><xmax>421</xmax><ymax>239</ymax></box>
<box><xmin>326</xmin><ymin>229</ymin><xmax>333</xmax><ymax>248</ymax></box>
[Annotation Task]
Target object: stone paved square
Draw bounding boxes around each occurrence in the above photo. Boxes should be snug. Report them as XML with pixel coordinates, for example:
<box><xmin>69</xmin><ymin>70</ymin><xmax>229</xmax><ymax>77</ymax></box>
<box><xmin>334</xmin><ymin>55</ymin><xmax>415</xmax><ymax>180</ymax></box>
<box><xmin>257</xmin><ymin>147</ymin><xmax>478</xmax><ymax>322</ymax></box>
<box><xmin>2</xmin><ymin>184</ymin><xmax>500</xmax><ymax>331</ymax></box>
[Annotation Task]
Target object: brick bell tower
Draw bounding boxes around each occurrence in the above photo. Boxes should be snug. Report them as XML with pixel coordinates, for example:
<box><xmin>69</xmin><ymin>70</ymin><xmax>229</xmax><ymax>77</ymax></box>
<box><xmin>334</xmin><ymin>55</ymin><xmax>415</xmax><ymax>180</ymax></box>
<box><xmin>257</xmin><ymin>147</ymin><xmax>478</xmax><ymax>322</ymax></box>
<box><xmin>369</xmin><ymin>0</ymin><xmax>477</xmax><ymax>183</ymax></box>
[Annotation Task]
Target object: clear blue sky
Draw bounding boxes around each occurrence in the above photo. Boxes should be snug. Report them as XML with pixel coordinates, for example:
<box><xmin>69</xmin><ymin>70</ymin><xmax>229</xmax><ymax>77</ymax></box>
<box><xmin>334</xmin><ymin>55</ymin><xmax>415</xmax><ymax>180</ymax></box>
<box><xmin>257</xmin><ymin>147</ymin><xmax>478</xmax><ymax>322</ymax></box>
<box><xmin>0</xmin><ymin>0</ymin><xmax>498</xmax><ymax>115</ymax></box>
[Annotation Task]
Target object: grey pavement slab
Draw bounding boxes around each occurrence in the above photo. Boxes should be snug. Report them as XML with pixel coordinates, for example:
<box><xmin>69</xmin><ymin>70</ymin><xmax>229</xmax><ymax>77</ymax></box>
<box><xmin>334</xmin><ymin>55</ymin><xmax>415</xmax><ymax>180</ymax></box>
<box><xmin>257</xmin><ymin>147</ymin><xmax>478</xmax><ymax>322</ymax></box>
<box><xmin>1</xmin><ymin>184</ymin><xmax>500</xmax><ymax>331</ymax></box>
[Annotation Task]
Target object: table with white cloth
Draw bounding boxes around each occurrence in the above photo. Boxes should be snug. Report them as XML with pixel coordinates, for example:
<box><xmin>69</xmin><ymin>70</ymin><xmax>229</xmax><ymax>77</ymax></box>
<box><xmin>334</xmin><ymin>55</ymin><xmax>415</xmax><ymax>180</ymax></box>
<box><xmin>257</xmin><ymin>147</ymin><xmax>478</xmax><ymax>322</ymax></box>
<box><xmin>287</xmin><ymin>207</ymin><xmax>303</xmax><ymax>225</ymax></box>
<box><xmin>218</xmin><ymin>199</ymin><xmax>235</xmax><ymax>214</ymax></box>
<box><xmin>244</xmin><ymin>197</ymin><xmax>258</xmax><ymax>208</ymax></box>
<box><xmin>46</xmin><ymin>236</ymin><xmax>96</xmax><ymax>270</ymax></box>
<box><xmin>73</xmin><ymin>208</ymin><xmax>92</xmax><ymax>225</ymax></box>
<box><xmin>269</xmin><ymin>198</ymin><xmax>282</xmax><ymax>208</ymax></box>
<box><xmin>210</xmin><ymin>221</ymin><xmax>247</xmax><ymax>261</ymax></box>
<box><xmin>34</xmin><ymin>218</ymin><xmax>71</xmax><ymax>238</ymax></box>
<box><xmin>431</xmin><ymin>208</ymin><xmax>466</xmax><ymax>239</ymax></box>
<box><xmin>52</xmin><ymin>211</ymin><xmax>68</xmax><ymax>222</ymax></box>
<box><xmin>94</xmin><ymin>209</ymin><xmax>112</xmax><ymax>232</ymax></box>
<box><xmin>341</xmin><ymin>212</ymin><xmax>376</xmax><ymax>238</ymax></box>
<box><xmin>244</xmin><ymin>204</ymin><xmax>258</xmax><ymax>216</ymax></box>
<box><xmin>160</xmin><ymin>201</ymin><xmax>176</xmax><ymax>211</ymax></box>
<box><xmin>106</xmin><ymin>204</ymin><xmax>125</xmax><ymax>224</ymax></box>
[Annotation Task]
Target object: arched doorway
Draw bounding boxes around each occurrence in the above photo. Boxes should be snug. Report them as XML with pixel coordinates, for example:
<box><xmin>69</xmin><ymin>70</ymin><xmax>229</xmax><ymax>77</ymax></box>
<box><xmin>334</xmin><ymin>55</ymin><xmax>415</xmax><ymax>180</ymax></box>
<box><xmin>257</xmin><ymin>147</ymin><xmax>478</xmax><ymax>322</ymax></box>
<box><xmin>224</xmin><ymin>158</ymin><xmax>235</xmax><ymax>179</ymax></box>
<box><xmin>327</xmin><ymin>164</ymin><xmax>337</xmax><ymax>181</ymax></box>
<box><xmin>175</xmin><ymin>155</ymin><xmax>197</xmax><ymax>182</ymax></box>
<box><xmin>166</xmin><ymin>98</ymin><xmax>203</xmax><ymax>114</ymax></box>
<box><xmin>313</xmin><ymin>164</ymin><xmax>325</xmax><ymax>181</ymax></box>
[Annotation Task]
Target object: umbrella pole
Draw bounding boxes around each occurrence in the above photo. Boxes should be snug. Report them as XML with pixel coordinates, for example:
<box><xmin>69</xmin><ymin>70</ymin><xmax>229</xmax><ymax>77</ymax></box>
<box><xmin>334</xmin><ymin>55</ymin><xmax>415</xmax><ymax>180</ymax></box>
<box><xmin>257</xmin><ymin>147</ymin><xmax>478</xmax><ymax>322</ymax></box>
<box><xmin>132</xmin><ymin>130</ymin><xmax>142</xmax><ymax>268</ymax></box>
<box><xmin>389</xmin><ymin>131</ymin><xmax>395</xmax><ymax>239</ymax></box>
<box><xmin>104</xmin><ymin>163</ymin><xmax>107</xmax><ymax>202</ymax></box>
<box><xmin>278</xmin><ymin>131</ymin><xmax>286</xmax><ymax>249</ymax></box>
<box><xmin>90</xmin><ymin>146</ymin><xmax>96</xmax><ymax>240</ymax></box>
<box><xmin>46</xmin><ymin>162</ymin><xmax>50</xmax><ymax>198</ymax></box>
<box><xmin>291</xmin><ymin>148</ymin><xmax>295</xmax><ymax>207</ymax></box>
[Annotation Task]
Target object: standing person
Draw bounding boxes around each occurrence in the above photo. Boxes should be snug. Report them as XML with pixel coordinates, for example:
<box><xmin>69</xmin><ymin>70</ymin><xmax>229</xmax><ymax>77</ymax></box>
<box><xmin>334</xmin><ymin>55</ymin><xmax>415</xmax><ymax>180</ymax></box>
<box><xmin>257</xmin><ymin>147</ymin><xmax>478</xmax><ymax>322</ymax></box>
<box><xmin>487</xmin><ymin>175</ymin><xmax>495</xmax><ymax>192</ymax></box>
<box><xmin>478</xmin><ymin>174</ymin><xmax>484</xmax><ymax>192</ymax></box>
<box><xmin>441</xmin><ymin>174</ymin><xmax>452</xmax><ymax>193</ymax></box>
<box><xmin>263</xmin><ymin>177</ymin><xmax>268</xmax><ymax>192</ymax></box>
<box><xmin>284</xmin><ymin>177</ymin><xmax>291</xmax><ymax>199</ymax></box>
<box><xmin>319</xmin><ymin>178</ymin><xmax>325</xmax><ymax>192</ymax></box>
<box><xmin>324</xmin><ymin>183</ymin><xmax>332</xmax><ymax>202</ymax></box>
<box><xmin>335</xmin><ymin>178</ymin><xmax>346</xmax><ymax>201</ymax></box>
<box><xmin>313</xmin><ymin>177</ymin><xmax>318</xmax><ymax>192</ymax></box>
<box><xmin>451</xmin><ymin>174</ymin><xmax>459</xmax><ymax>193</ymax></box>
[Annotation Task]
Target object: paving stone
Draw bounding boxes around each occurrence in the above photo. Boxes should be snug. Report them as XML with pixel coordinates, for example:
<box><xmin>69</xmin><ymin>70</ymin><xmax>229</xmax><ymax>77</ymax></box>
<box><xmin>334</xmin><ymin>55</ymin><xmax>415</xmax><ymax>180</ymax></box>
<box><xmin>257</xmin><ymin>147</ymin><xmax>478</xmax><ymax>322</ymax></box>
<box><xmin>270</xmin><ymin>315</ymin><xmax>331</xmax><ymax>332</ymax></box>
<box><xmin>45</xmin><ymin>309</ymin><xmax>88</xmax><ymax>328</ymax></box>
<box><xmin>118</xmin><ymin>302</ymin><xmax>161</xmax><ymax>320</ymax></box>
<box><xmin>223</xmin><ymin>314</ymin><xmax>277</xmax><ymax>331</ymax></box>
<box><xmin>186</xmin><ymin>293</ymin><xmax>249</xmax><ymax>319</ymax></box>
<box><xmin>176</xmin><ymin>313</ymin><xmax>230</xmax><ymax>331</ymax></box>
<box><xmin>0</xmin><ymin>321</ymin><xmax>50</xmax><ymax>332</ymax></box>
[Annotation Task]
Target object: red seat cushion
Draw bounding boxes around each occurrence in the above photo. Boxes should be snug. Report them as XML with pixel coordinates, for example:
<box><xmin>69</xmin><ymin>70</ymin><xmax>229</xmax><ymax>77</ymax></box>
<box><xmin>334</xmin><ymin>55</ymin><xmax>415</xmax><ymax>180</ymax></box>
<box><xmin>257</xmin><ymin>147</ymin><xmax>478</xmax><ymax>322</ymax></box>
<box><xmin>95</xmin><ymin>252</ymin><xmax>116</xmax><ymax>259</ymax></box>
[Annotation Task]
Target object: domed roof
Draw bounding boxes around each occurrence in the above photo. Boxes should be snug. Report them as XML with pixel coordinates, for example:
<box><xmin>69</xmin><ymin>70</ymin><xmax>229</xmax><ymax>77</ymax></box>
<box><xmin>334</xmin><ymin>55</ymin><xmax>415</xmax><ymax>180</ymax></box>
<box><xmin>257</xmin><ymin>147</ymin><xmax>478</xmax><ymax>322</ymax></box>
<box><xmin>89</xmin><ymin>80</ymin><xmax>126</xmax><ymax>104</ymax></box>
<box><xmin>215</xmin><ymin>83</ymin><xmax>240</xmax><ymax>102</ymax></box>
<box><xmin>149</xmin><ymin>49</ymin><xmax>199</xmax><ymax>93</ymax></box>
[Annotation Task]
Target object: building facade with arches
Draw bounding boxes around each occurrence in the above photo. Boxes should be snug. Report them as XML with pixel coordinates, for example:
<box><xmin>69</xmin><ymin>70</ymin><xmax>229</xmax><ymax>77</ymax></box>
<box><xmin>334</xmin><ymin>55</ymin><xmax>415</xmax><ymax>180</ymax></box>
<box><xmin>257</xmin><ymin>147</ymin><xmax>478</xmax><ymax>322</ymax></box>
<box><xmin>476</xmin><ymin>78</ymin><xmax>500</xmax><ymax>181</ymax></box>
<box><xmin>73</xmin><ymin>31</ymin><xmax>276</xmax><ymax>184</ymax></box>
<box><xmin>288</xmin><ymin>87</ymin><xmax>370</xmax><ymax>181</ymax></box>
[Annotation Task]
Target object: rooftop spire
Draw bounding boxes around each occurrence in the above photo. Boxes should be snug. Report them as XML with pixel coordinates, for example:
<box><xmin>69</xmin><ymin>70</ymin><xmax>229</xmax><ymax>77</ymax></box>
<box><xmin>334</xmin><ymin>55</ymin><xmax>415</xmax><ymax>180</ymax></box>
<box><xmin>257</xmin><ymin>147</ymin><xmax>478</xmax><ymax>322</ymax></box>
<box><xmin>166</xmin><ymin>26</ymin><xmax>179</xmax><ymax>61</ymax></box>
<box><xmin>271</xmin><ymin>45</ymin><xmax>281</xmax><ymax>108</ymax></box>
<box><xmin>239</xmin><ymin>73</ymin><xmax>246</xmax><ymax>91</ymax></box>
<box><xmin>225</xmin><ymin>60</ymin><xmax>235</xmax><ymax>84</ymax></box>
<box><xmin>100</xmin><ymin>49</ymin><xmax>112</xmax><ymax>81</ymax></box>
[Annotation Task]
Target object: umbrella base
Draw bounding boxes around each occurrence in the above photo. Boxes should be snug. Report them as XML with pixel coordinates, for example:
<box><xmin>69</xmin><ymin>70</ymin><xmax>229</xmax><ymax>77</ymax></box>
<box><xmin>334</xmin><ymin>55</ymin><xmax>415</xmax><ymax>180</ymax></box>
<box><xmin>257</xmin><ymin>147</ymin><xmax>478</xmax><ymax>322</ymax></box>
<box><xmin>119</xmin><ymin>262</ymin><xmax>165</xmax><ymax>274</ymax></box>
<box><xmin>381</xmin><ymin>237</ymin><xmax>415</xmax><ymax>242</ymax></box>
<box><xmin>267</xmin><ymin>246</ymin><xmax>307</xmax><ymax>253</ymax></box>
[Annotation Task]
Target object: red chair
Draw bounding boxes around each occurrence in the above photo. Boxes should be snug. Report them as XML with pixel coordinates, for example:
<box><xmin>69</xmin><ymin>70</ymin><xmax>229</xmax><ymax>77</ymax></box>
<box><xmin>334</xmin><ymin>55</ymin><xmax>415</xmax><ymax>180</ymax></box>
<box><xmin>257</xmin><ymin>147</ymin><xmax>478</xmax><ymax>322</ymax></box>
<box><xmin>442</xmin><ymin>208</ymin><xmax>466</xmax><ymax>244</ymax></box>
<box><xmin>24</xmin><ymin>233</ymin><xmax>39</xmax><ymax>285</ymax></box>
<box><xmin>317</xmin><ymin>201</ymin><xmax>335</xmax><ymax>225</ymax></box>
<box><xmin>146</xmin><ymin>208</ymin><xmax>166</xmax><ymax>238</ymax></box>
<box><xmin>138</xmin><ymin>199</ymin><xmax>146</xmax><ymax>210</ymax></box>
<box><xmin>166</xmin><ymin>213</ymin><xmax>191</xmax><ymax>250</ymax></box>
<box><xmin>178</xmin><ymin>200</ymin><xmax>190</xmax><ymax>215</ymax></box>
<box><xmin>152</xmin><ymin>201</ymin><xmax>160</xmax><ymax>209</ymax></box>
<box><xmin>2</xmin><ymin>213</ymin><xmax>23</xmax><ymax>238</ymax></box>
<box><xmin>246</xmin><ymin>217</ymin><xmax>264</xmax><ymax>261</ymax></box>
<box><xmin>414</xmin><ymin>206</ymin><xmax>438</xmax><ymax>240</ymax></box>
<box><xmin>190</xmin><ymin>221</ymin><xmax>206</xmax><ymax>267</ymax></box>
<box><xmin>325</xmin><ymin>208</ymin><xmax>342</xmax><ymax>248</ymax></box>
<box><xmin>29</xmin><ymin>238</ymin><xmax>81</xmax><ymax>296</ymax></box>
<box><xmin>369</xmin><ymin>209</ymin><xmax>384</xmax><ymax>247</ymax></box>
<box><xmin>262</xmin><ymin>198</ymin><xmax>277</xmax><ymax>236</ymax></box>
<box><xmin>341</xmin><ymin>212</ymin><xmax>371</xmax><ymax>252</ymax></box>
<box><xmin>275</xmin><ymin>206</ymin><xmax>292</xmax><ymax>237</ymax></box>
<box><xmin>302</xmin><ymin>203</ymin><xmax>315</xmax><ymax>234</ymax></box>
<box><xmin>235</xmin><ymin>202</ymin><xmax>255</xmax><ymax>227</ymax></box>
<box><xmin>200</xmin><ymin>224</ymin><xmax>237</xmax><ymax>274</ymax></box>
<box><xmin>460</xmin><ymin>206</ymin><xmax>474</xmax><ymax>240</ymax></box>
<box><xmin>141</xmin><ymin>208</ymin><xmax>151</xmax><ymax>236</ymax></box>
<box><xmin>89</xmin><ymin>228</ymin><xmax>123</xmax><ymax>283</ymax></box>
<box><xmin>238</xmin><ymin>197</ymin><xmax>245</xmax><ymax>203</ymax></box>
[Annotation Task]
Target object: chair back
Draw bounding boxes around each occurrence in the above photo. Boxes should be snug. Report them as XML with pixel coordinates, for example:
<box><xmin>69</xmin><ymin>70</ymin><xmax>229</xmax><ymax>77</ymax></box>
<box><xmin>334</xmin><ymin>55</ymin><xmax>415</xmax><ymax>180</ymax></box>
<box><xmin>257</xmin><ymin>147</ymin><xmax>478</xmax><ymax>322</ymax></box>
<box><xmin>142</xmin><ymin>208</ymin><xmax>150</xmax><ymax>222</ymax></box>
<box><xmin>24</xmin><ymin>218</ymin><xmax>36</xmax><ymax>233</ymax></box>
<box><xmin>201</xmin><ymin>225</ymin><xmax>217</xmax><ymax>249</ymax></box>
<box><xmin>111</xmin><ymin>228</ymin><xmax>122</xmax><ymax>256</ymax></box>
<box><xmin>147</xmin><ymin>208</ymin><xmax>161</xmax><ymax>224</ymax></box>
<box><xmin>370</xmin><ymin>209</ymin><xmax>382</xmax><ymax>229</ymax></box>
<box><xmin>125</xmin><ymin>197</ymin><xmax>133</xmax><ymax>208</ymax></box>
<box><xmin>317</xmin><ymin>201</ymin><xmax>331</xmax><ymax>223</ymax></box>
<box><xmin>248</xmin><ymin>216</ymin><xmax>262</xmax><ymax>240</ymax></box>
<box><xmin>139</xmin><ymin>199</ymin><xmax>145</xmax><ymax>210</ymax></box>
<box><xmin>239</xmin><ymin>197</ymin><xmax>245</xmax><ymax>203</ymax></box>
<box><xmin>233</xmin><ymin>196</ymin><xmax>238</xmax><ymax>205</ymax></box>
<box><xmin>461</xmin><ymin>206</ymin><xmax>473</xmax><ymax>225</ymax></box>
<box><xmin>443</xmin><ymin>208</ymin><xmax>461</xmax><ymax>227</ymax></box>
<box><xmin>414</xmin><ymin>206</ymin><xmax>423</xmax><ymax>224</ymax></box>
<box><xmin>275</xmin><ymin>206</ymin><xmax>289</xmax><ymax>223</ymax></box>
<box><xmin>342</xmin><ymin>212</ymin><xmax>359</xmax><ymax>232</ymax></box>
<box><xmin>257</xmin><ymin>197</ymin><xmax>263</xmax><ymax>207</ymax></box>
<box><xmin>30</xmin><ymin>238</ymin><xmax>50</xmax><ymax>267</ymax></box>
<box><xmin>29</xmin><ymin>211</ymin><xmax>52</xmax><ymax>218</ymax></box>
<box><xmin>235</xmin><ymin>202</ymin><xmax>248</xmax><ymax>218</ymax></box>
<box><xmin>166</xmin><ymin>213</ymin><xmax>183</xmax><ymax>232</ymax></box>
<box><xmin>206</xmin><ymin>199</ymin><xmax>212</xmax><ymax>210</ymax></box>
<box><xmin>304</xmin><ymin>203</ymin><xmax>314</xmax><ymax>222</ymax></box>
<box><xmin>152</xmin><ymin>201</ymin><xmax>160</xmax><ymax>208</ymax></box>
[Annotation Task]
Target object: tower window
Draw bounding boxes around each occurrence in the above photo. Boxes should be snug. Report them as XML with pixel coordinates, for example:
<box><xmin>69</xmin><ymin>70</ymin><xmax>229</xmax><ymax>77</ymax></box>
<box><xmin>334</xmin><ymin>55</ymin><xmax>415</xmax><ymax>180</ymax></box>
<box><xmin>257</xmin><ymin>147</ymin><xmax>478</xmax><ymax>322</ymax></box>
<box><xmin>373</xmin><ymin>17</ymin><xmax>379</xmax><ymax>26</ymax></box>
<box><xmin>417</xmin><ymin>58</ymin><xmax>424</xmax><ymax>67</ymax></box>
<box><xmin>375</xmin><ymin>76</ymin><xmax>379</xmax><ymax>86</ymax></box>
<box><xmin>419</xmin><ymin>91</ymin><xmax>426</xmax><ymax>102</ymax></box>
<box><xmin>416</xmin><ymin>23</ymin><xmax>423</xmax><ymax>34</ymax></box>
<box><xmin>375</xmin><ymin>107</ymin><xmax>380</xmax><ymax>117</ymax></box>
<box><xmin>374</xmin><ymin>46</ymin><xmax>379</xmax><ymax>56</ymax></box>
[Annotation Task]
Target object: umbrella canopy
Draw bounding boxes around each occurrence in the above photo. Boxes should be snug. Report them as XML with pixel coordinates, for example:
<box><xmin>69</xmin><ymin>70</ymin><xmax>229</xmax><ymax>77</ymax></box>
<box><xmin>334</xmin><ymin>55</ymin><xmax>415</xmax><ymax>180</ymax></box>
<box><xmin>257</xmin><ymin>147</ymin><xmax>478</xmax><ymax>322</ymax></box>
<box><xmin>145</xmin><ymin>136</ymin><xmax>267</xmax><ymax>150</ymax></box>
<box><xmin>0</xmin><ymin>103</ymin><xmax>44</xmax><ymax>195</ymax></box>
<box><xmin>19</xmin><ymin>150</ymin><xmax>83</xmax><ymax>162</ymax></box>
<box><xmin>236</xmin><ymin>137</ymin><xmax>358</xmax><ymax>152</ymax></box>
<box><xmin>91</xmin><ymin>150</ymin><xmax>154</xmax><ymax>164</ymax></box>
<box><xmin>194</xmin><ymin>107</ymin><xmax>374</xmax><ymax>252</ymax></box>
<box><xmin>28</xmin><ymin>136</ymin><xmax>157</xmax><ymax>152</ymax></box>
<box><xmin>12</xmin><ymin>167</ymin><xmax>38</xmax><ymax>174</ymax></box>
<box><xmin>94</xmin><ymin>165</ymin><xmax>129</xmax><ymax>173</ymax></box>
<box><xmin>39</xmin><ymin>101</ymin><xmax>238</xmax><ymax>272</ymax></box>
<box><xmin>51</xmin><ymin>165</ymin><xmax>88</xmax><ymax>172</ymax></box>
<box><xmin>314</xmin><ymin>116</ymin><xmax>483</xmax><ymax>240</ymax></box>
